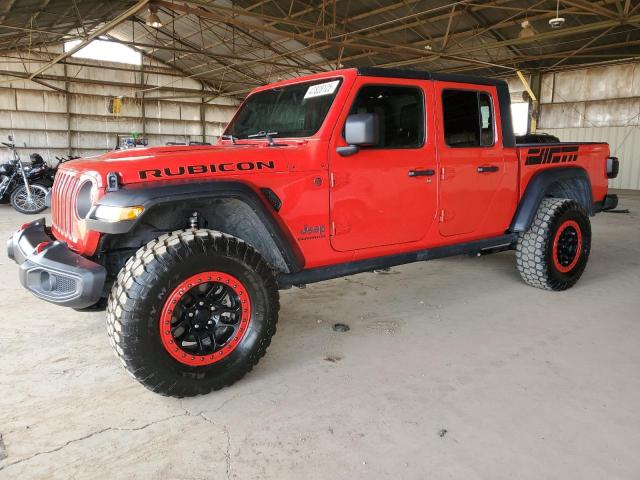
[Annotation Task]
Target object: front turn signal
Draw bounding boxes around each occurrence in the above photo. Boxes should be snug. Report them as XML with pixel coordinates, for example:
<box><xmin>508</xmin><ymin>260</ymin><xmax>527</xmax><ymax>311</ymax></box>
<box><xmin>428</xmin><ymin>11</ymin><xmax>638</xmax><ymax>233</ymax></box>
<box><xmin>93</xmin><ymin>205</ymin><xmax>144</xmax><ymax>222</ymax></box>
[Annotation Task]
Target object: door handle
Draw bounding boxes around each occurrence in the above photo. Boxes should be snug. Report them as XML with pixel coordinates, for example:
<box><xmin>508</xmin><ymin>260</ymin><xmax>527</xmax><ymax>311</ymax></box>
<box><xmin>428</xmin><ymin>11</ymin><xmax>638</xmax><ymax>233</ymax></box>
<box><xmin>477</xmin><ymin>165</ymin><xmax>499</xmax><ymax>173</ymax></box>
<box><xmin>408</xmin><ymin>169</ymin><xmax>435</xmax><ymax>177</ymax></box>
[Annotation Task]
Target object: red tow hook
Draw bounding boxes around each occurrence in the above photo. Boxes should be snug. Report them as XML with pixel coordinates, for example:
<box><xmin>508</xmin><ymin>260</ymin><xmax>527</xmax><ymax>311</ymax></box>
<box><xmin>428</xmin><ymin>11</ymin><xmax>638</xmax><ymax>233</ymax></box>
<box><xmin>35</xmin><ymin>242</ymin><xmax>51</xmax><ymax>254</ymax></box>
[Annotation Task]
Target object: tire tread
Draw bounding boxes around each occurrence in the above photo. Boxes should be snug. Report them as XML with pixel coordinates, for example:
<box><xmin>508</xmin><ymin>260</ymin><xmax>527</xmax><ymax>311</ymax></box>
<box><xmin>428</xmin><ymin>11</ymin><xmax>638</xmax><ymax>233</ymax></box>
<box><xmin>515</xmin><ymin>198</ymin><xmax>590</xmax><ymax>291</ymax></box>
<box><xmin>106</xmin><ymin>229</ymin><xmax>279</xmax><ymax>397</ymax></box>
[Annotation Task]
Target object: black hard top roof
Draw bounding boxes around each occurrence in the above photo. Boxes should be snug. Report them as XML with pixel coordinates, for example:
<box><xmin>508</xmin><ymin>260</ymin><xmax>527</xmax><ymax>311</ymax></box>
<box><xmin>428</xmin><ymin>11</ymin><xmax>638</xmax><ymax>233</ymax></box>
<box><xmin>356</xmin><ymin>67</ymin><xmax>508</xmax><ymax>88</ymax></box>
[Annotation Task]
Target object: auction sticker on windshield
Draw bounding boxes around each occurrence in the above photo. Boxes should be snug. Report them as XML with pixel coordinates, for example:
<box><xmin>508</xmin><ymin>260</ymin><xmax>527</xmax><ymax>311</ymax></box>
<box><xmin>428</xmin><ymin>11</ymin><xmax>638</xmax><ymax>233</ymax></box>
<box><xmin>304</xmin><ymin>80</ymin><xmax>340</xmax><ymax>99</ymax></box>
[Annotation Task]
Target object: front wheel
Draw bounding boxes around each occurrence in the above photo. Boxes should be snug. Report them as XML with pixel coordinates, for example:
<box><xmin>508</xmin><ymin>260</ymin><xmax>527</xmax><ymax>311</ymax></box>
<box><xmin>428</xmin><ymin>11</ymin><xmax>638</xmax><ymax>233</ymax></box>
<box><xmin>516</xmin><ymin>198</ymin><xmax>591</xmax><ymax>291</ymax></box>
<box><xmin>10</xmin><ymin>183</ymin><xmax>48</xmax><ymax>214</ymax></box>
<box><xmin>106</xmin><ymin>230</ymin><xmax>279</xmax><ymax>397</ymax></box>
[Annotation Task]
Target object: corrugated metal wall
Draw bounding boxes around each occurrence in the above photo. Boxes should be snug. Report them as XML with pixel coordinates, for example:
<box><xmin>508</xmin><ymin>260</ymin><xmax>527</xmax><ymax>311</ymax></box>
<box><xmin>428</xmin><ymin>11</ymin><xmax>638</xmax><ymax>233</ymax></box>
<box><xmin>536</xmin><ymin>62</ymin><xmax>640</xmax><ymax>190</ymax></box>
<box><xmin>539</xmin><ymin>126</ymin><xmax>639</xmax><ymax>190</ymax></box>
<box><xmin>0</xmin><ymin>46</ymin><xmax>239</xmax><ymax>163</ymax></box>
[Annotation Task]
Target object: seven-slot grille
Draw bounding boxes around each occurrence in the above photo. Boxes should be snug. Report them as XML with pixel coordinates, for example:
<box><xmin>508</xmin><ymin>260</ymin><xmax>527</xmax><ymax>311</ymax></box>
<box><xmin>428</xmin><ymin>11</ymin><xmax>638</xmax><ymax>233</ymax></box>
<box><xmin>51</xmin><ymin>169</ymin><xmax>81</xmax><ymax>243</ymax></box>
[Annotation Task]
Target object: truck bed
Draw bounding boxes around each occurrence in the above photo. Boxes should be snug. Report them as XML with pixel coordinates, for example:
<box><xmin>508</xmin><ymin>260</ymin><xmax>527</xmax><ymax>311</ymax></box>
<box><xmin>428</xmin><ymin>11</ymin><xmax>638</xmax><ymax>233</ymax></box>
<box><xmin>516</xmin><ymin>142</ymin><xmax>610</xmax><ymax>207</ymax></box>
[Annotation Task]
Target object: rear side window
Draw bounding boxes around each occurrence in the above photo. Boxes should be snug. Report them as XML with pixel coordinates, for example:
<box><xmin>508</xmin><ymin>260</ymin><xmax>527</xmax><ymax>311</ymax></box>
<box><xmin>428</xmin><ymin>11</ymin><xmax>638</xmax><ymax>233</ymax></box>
<box><xmin>442</xmin><ymin>90</ymin><xmax>495</xmax><ymax>147</ymax></box>
<box><xmin>348</xmin><ymin>85</ymin><xmax>424</xmax><ymax>149</ymax></box>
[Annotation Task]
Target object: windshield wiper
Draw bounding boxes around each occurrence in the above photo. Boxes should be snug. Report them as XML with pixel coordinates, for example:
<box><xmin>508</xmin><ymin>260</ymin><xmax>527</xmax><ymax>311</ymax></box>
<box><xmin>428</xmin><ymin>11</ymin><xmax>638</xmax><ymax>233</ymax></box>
<box><xmin>221</xmin><ymin>134</ymin><xmax>238</xmax><ymax>144</ymax></box>
<box><xmin>246</xmin><ymin>130</ymin><xmax>278</xmax><ymax>146</ymax></box>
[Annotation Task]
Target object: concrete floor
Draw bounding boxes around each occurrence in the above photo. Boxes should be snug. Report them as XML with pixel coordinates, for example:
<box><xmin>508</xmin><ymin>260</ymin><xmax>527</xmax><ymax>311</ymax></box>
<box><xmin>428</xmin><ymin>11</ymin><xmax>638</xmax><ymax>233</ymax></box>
<box><xmin>0</xmin><ymin>191</ymin><xmax>639</xmax><ymax>480</ymax></box>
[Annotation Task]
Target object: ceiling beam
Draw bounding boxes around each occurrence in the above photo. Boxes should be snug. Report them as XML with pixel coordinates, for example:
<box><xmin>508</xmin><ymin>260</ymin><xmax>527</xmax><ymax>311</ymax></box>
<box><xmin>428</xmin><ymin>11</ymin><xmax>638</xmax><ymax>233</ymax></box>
<box><xmin>156</xmin><ymin>1</ymin><xmax>338</xmax><ymax>73</ymax></box>
<box><xmin>156</xmin><ymin>0</ymin><xmax>517</xmax><ymax>73</ymax></box>
<box><xmin>0</xmin><ymin>68</ymin><xmax>258</xmax><ymax>93</ymax></box>
<box><xmin>444</xmin><ymin>14</ymin><xmax>639</xmax><ymax>57</ymax></box>
<box><xmin>327</xmin><ymin>0</ymin><xmax>617</xmax><ymax>68</ymax></box>
<box><xmin>0</xmin><ymin>0</ymin><xmax>18</xmax><ymax>23</ymax></box>
<box><xmin>132</xmin><ymin>16</ymin><xmax>266</xmax><ymax>87</ymax></box>
<box><xmin>27</xmin><ymin>0</ymin><xmax>149</xmax><ymax>80</ymax></box>
<box><xmin>104</xmin><ymin>37</ymin><xmax>322</xmax><ymax>71</ymax></box>
<box><xmin>433</xmin><ymin>38</ymin><xmax>640</xmax><ymax>74</ymax></box>
<box><xmin>561</xmin><ymin>0</ymin><xmax>620</xmax><ymax>20</ymax></box>
<box><xmin>260</xmin><ymin>0</ymin><xmax>585</xmax><ymax>75</ymax></box>
<box><xmin>162</xmin><ymin>0</ymin><xmax>328</xmax><ymax>32</ymax></box>
<box><xmin>375</xmin><ymin>25</ymin><xmax>640</xmax><ymax>72</ymax></box>
<box><xmin>548</xmin><ymin>25</ymin><xmax>618</xmax><ymax>68</ymax></box>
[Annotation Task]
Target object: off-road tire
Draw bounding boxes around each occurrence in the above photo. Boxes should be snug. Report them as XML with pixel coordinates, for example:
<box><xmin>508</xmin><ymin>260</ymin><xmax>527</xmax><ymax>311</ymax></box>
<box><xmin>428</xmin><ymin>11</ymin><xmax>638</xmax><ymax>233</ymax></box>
<box><xmin>106</xmin><ymin>229</ymin><xmax>279</xmax><ymax>397</ymax></box>
<box><xmin>516</xmin><ymin>198</ymin><xmax>591</xmax><ymax>291</ymax></box>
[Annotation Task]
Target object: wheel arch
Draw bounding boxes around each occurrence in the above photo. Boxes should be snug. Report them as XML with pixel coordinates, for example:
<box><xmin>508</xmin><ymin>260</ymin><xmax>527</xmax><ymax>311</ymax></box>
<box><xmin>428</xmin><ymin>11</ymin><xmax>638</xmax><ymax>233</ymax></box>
<box><xmin>88</xmin><ymin>180</ymin><xmax>303</xmax><ymax>274</ymax></box>
<box><xmin>510</xmin><ymin>167</ymin><xmax>593</xmax><ymax>233</ymax></box>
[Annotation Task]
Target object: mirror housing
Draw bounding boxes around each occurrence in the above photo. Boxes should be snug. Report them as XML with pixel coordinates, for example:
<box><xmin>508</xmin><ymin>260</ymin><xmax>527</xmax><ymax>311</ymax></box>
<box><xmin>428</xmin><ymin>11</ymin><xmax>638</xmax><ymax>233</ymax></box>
<box><xmin>344</xmin><ymin>113</ymin><xmax>379</xmax><ymax>146</ymax></box>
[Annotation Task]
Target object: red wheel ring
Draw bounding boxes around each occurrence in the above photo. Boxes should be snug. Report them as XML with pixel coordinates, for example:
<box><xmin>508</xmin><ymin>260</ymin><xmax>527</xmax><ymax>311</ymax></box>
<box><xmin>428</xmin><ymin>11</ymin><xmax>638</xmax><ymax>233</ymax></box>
<box><xmin>552</xmin><ymin>220</ymin><xmax>583</xmax><ymax>273</ymax></box>
<box><xmin>159</xmin><ymin>272</ymin><xmax>251</xmax><ymax>366</ymax></box>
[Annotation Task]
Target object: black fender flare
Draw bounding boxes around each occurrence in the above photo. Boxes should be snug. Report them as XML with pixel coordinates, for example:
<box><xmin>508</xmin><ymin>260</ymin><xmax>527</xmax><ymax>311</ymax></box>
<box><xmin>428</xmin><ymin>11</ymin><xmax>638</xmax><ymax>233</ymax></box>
<box><xmin>86</xmin><ymin>180</ymin><xmax>304</xmax><ymax>272</ymax></box>
<box><xmin>510</xmin><ymin>167</ymin><xmax>593</xmax><ymax>232</ymax></box>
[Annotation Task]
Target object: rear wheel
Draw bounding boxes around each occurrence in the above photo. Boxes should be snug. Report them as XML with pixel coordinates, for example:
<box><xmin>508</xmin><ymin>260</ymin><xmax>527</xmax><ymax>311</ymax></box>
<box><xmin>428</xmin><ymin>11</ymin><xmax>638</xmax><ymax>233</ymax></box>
<box><xmin>106</xmin><ymin>229</ymin><xmax>279</xmax><ymax>397</ymax></box>
<box><xmin>516</xmin><ymin>198</ymin><xmax>591</xmax><ymax>291</ymax></box>
<box><xmin>10</xmin><ymin>183</ymin><xmax>48</xmax><ymax>214</ymax></box>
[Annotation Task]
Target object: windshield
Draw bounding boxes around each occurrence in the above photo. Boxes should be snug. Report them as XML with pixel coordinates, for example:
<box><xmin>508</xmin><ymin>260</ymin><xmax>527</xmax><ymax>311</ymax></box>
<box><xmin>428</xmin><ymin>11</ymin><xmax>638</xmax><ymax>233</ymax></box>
<box><xmin>224</xmin><ymin>78</ymin><xmax>342</xmax><ymax>140</ymax></box>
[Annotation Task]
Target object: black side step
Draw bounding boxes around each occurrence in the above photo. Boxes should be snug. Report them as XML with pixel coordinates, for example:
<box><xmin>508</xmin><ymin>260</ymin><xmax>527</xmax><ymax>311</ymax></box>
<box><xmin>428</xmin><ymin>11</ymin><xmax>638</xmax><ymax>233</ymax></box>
<box><xmin>277</xmin><ymin>234</ymin><xmax>517</xmax><ymax>288</ymax></box>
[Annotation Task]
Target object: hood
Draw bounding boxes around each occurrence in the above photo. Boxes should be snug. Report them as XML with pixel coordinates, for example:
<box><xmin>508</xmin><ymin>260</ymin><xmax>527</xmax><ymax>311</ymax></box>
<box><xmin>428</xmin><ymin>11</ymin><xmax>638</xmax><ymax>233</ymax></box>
<box><xmin>59</xmin><ymin>143</ymin><xmax>295</xmax><ymax>186</ymax></box>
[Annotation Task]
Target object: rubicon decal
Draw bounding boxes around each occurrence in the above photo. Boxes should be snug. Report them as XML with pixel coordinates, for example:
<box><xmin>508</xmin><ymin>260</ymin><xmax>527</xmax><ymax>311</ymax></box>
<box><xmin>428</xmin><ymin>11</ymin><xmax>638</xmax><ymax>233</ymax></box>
<box><xmin>525</xmin><ymin>146</ymin><xmax>579</xmax><ymax>166</ymax></box>
<box><xmin>139</xmin><ymin>161</ymin><xmax>275</xmax><ymax>179</ymax></box>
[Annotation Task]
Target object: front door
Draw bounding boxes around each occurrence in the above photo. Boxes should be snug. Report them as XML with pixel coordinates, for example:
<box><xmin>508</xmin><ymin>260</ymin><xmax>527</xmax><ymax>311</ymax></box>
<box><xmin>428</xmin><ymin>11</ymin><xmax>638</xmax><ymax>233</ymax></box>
<box><xmin>328</xmin><ymin>78</ymin><xmax>438</xmax><ymax>252</ymax></box>
<box><xmin>434</xmin><ymin>83</ymin><xmax>506</xmax><ymax>237</ymax></box>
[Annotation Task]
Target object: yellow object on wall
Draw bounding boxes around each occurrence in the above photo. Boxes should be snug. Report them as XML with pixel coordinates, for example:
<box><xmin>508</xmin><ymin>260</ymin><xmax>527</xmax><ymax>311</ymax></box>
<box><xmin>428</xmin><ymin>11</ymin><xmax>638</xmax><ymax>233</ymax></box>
<box><xmin>108</xmin><ymin>97</ymin><xmax>123</xmax><ymax>117</ymax></box>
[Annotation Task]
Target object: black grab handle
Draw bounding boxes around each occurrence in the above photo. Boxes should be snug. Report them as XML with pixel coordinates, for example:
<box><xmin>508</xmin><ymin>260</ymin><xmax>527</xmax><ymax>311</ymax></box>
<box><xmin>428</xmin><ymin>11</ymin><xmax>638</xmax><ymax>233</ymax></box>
<box><xmin>477</xmin><ymin>165</ymin><xmax>499</xmax><ymax>173</ymax></box>
<box><xmin>408</xmin><ymin>169</ymin><xmax>435</xmax><ymax>177</ymax></box>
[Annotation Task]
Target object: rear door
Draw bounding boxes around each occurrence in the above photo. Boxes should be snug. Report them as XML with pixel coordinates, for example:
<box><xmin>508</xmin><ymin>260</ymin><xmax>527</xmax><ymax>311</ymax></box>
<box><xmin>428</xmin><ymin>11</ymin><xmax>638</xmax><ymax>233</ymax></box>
<box><xmin>328</xmin><ymin>77</ymin><xmax>438</xmax><ymax>252</ymax></box>
<box><xmin>434</xmin><ymin>83</ymin><xmax>506</xmax><ymax>237</ymax></box>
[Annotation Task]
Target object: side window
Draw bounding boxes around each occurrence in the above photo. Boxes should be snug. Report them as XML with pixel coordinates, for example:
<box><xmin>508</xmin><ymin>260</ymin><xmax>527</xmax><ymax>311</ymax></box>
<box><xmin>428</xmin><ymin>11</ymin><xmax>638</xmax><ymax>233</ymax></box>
<box><xmin>442</xmin><ymin>90</ymin><xmax>495</xmax><ymax>148</ymax></box>
<box><xmin>348</xmin><ymin>85</ymin><xmax>424</xmax><ymax>149</ymax></box>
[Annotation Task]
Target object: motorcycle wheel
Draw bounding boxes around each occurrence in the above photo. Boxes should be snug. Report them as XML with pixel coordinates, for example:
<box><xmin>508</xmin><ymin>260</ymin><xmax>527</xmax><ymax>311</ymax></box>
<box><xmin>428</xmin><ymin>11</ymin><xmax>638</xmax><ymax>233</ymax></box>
<box><xmin>10</xmin><ymin>183</ymin><xmax>48</xmax><ymax>214</ymax></box>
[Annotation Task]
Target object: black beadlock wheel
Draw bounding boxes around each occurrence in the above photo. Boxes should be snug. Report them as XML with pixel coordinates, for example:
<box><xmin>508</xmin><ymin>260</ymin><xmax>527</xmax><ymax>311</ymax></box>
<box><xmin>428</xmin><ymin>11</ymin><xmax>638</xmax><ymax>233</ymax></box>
<box><xmin>106</xmin><ymin>229</ymin><xmax>279</xmax><ymax>397</ymax></box>
<box><xmin>516</xmin><ymin>198</ymin><xmax>591</xmax><ymax>291</ymax></box>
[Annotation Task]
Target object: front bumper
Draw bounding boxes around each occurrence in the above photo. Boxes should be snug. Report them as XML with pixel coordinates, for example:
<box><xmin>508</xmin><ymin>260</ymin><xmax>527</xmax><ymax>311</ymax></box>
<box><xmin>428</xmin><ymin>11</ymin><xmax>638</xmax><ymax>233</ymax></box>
<box><xmin>7</xmin><ymin>219</ymin><xmax>106</xmax><ymax>308</ymax></box>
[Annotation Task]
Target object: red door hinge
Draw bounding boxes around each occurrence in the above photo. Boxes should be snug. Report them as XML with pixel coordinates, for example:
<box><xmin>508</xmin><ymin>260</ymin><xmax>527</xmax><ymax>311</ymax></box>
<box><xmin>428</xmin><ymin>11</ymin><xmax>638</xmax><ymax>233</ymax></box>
<box><xmin>329</xmin><ymin>171</ymin><xmax>349</xmax><ymax>189</ymax></box>
<box><xmin>330</xmin><ymin>221</ymin><xmax>350</xmax><ymax>235</ymax></box>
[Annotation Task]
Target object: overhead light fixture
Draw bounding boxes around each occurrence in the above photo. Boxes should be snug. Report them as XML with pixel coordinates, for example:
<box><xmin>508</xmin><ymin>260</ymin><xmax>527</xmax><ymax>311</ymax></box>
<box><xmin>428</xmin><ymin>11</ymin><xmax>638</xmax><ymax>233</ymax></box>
<box><xmin>549</xmin><ymin>0</ymin><xmax>565</xmax><ymax>29</ymax></box>
<box><xmin>549</xmin><ymin>16</ymin><xmax>565</xmax><ymax>28</ymax></box>
<box><xmin>519</xmin><ymin>20</ymin><xmax>535</xmax><ymax>39</ymax></box>
<box><xmin>145</xmin><ymin>5</ymin><xmax>163</xmax><ymax>28</ymax></box>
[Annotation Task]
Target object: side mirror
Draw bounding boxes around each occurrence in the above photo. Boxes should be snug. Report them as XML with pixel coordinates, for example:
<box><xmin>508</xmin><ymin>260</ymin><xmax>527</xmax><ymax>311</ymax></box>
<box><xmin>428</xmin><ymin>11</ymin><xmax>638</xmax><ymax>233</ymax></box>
<box><xmin>337</xmin><ymin>113</ymin><xmax>379</xmax><ymax>157</ymax></box>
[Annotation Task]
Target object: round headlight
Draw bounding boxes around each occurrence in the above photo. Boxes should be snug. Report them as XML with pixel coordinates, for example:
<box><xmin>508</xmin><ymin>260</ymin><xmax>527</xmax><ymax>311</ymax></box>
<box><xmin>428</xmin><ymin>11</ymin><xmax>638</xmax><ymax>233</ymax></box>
<box><xmin>76</xmin><ymin>181</ymin><xmax>95</xmax><ymax>219</ymax></box>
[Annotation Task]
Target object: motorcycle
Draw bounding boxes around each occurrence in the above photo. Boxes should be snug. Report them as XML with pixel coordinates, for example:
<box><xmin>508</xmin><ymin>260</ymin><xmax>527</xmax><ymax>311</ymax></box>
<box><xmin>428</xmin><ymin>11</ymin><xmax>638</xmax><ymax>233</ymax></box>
<box><xmin>0</xmin><ymin>136</ymin><xmax>51</xmax><ymax>214</ymax></box>
<box><xmin>29</xmin><ymin>153</ymin><xmax>77</xmax><ymax>184</ymax></box>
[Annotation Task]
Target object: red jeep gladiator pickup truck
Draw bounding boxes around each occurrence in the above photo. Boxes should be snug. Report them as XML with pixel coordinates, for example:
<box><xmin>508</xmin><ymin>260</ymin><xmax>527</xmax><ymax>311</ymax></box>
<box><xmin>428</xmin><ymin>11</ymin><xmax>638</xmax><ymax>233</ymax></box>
<box><xmin>7</xmin><ymin>67</ymin><xmax>619</xmax><ymax>397</ymax></box>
